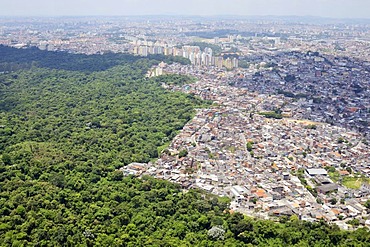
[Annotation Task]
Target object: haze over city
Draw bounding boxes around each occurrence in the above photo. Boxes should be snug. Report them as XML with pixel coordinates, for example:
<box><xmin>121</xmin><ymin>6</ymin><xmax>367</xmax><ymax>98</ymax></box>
<box><xmin>1</xmin><ymin>0</ymin><xmax>370</xmax><ymax>19</ymax></box>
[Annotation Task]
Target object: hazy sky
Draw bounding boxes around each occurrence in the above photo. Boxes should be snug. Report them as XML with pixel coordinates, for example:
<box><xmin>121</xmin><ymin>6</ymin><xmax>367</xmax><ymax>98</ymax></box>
<box><xmin>0</xmin><ymin>0</ymin><xmax>369</xmax><ymax>19</ymax></box>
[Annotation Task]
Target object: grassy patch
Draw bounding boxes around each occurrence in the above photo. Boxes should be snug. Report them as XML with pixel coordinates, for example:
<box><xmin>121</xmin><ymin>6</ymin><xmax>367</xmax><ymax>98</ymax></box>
<box><xmin>342</xmin><ymin>177</ymin><xmax>368</xmax><ymax>189</ymax></box>
<box><xmin>328</xmin><ymin>171</ymin><xmax>340</xmax><ymax>183</ymax></box>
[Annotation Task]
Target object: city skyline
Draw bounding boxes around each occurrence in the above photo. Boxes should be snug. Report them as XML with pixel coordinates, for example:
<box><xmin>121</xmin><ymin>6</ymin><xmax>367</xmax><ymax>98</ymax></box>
<box><xmin>1</xmin><ymin>0</ymin><xmax>370</xmax><ymax>19</ymax></box>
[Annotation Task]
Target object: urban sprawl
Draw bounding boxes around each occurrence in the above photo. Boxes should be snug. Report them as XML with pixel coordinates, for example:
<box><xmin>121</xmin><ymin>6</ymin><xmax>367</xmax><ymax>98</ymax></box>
<box><xmin>1</xmin><ymin>16</ymin><xmax>369</xmax><ymax>229</ymax></box>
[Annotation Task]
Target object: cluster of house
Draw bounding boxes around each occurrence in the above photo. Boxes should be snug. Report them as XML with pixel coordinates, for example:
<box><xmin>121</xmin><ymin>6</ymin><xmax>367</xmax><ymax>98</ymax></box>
<box><xmin>120</xmin><ymin>60</ymin><xmax>369</xmax><ymax>229</ymax></box>
<box><xmin>234</xmin><ymin>51</ymin><xmax>370</xmax><ymax>136</ymax></box>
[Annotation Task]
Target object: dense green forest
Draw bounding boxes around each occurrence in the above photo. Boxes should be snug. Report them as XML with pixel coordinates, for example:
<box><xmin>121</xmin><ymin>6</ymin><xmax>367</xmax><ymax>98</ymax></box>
<box><xmin>0</xmin><ymin>46</ymin><xmax>370</xmax><ymax>246</ymax></box>
<box><xmin>0</xmin><ymin>45</ymin><xmax>190</xmax><ymax>72</ymax></box>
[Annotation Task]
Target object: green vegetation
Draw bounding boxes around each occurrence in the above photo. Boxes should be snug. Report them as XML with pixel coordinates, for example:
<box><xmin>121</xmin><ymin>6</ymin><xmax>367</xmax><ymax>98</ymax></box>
<box><xmin>327</xmin><ymin>166</ymin><xmax>368</xmax><ymax>189</ymax></box>
<box><xmin>305</xmin><ymin>124</ymin><xmax>317</xmax><ymax>130</ymax></box>
<box><xmin>188</xmin><ymin>42</ymin><xmax>222</xmax><ymax>55</ymax></box>
<box><xmin>296</xmin><ymin>169</ymin><xmax>318</xmax><ymax>197</ymax></box>
<box><xmin>330</xmin><ymin>198</ymin><xmax>338</xmax><ymax>205</ymax></box>
<box><xmin>246</xmin><ymin>141</ymin><xmax>253</xmax><ymax>152</ymax></box>
<box><xmin>337</xmin><ymin>137</ymin><xmax>348</xmax><ymax>144</ymax></box>
<box><xmin>238</xmin><ymin>60</ymin><xmax>250</xmax><ymax>68</ymax></box>
<box><xmin>276</xmin><ymin>89</ymin><xmax>309</xmax><ymax>99</ymax></box>
<box><xmin>296</xmin><ymin>169</ymin><xmax>307</xmax><ymax>186</ymax></box>
<box><xmin>0</xmin><ymin>65</ymin><xmax>205</xmax><ymax>164</ymax></box>
<box><xmin>226</xmin><ymin>146</ymin><xmax>236</xmax><ymax>154</ymax></box>
<box><xmin>342</xmin><ymin>177</ymin><xmax>368</xmax><ymax>190</ymax></box>
<box><xmin>0</xmin><ymin>46</ymin><xmax>370</xmax><ymax>246</ymax></box>
<box><xmin>284</xmin><ymin>74</ymin><xmax>296</xmax><ymax>82</ymax></box>
<box><xmin>348</xmin><ymin>219</ymin><xmax>360</xmax><ymax>227</ymax></box>
<box><xmin>328</xmin><ymin>171</ymin><xmax>341</xmax><ymax>183</ymax></box>
<box><xmin>178</xmin><ymin>149</ymin><xmax>189</xmax><ymax>158</ymax></box>
<box><xmin>0</xmin><ymin>45</ymin><xmax>190</xmax><ymax>73</ymax></box>
<box><xmin>365</xmin><ymin>199</ymin><xmax>370</xmax><ymax>209</ymax></box>
<box><xmin>312</xmin><ymin>97</ymin><xmax>322</xmax><ymax>104</ymax></box>
<box><xmin>326</xmin><ymin>166</ymin><xmax>341</xmax><ymax>183</ymax></box>
<box><xmin>325</xmin><ymin>166</ymin><xmax>336</xmax><ymax>173</ymax></box>
<box><xmin>151</xmin><ymin>73</ymin><xmax>196</xmax><ymax>86</ymax></box>
<box><xmin>258</xmin><ymin>111</ymin><xmax>283</xmax><ymax>119</ymax></box>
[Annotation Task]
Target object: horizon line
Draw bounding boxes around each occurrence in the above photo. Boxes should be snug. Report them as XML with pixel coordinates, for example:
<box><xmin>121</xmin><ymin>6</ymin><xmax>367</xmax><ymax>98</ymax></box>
<box><xmin>0</xmin><ymin>14</ymin><xmax>369</xmax><ymax>21</ymax></box>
